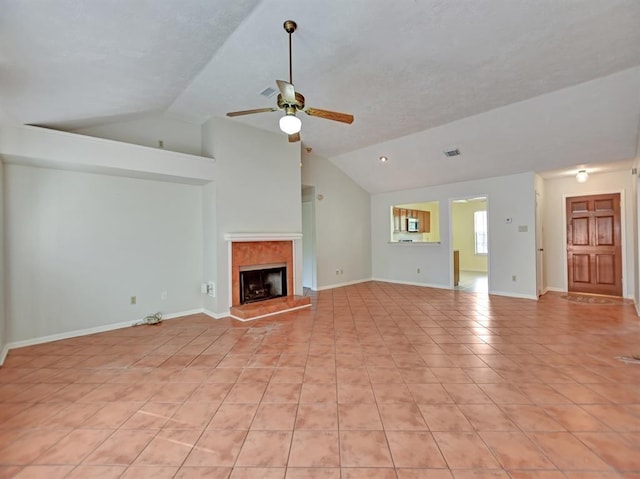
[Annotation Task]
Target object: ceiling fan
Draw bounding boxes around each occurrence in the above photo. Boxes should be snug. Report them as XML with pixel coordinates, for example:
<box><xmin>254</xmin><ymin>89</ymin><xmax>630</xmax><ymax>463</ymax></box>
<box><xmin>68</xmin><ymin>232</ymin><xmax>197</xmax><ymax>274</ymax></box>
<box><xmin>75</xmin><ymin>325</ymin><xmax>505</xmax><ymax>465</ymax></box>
<box><xmin>226</xmin><ymin>20</ymin><xmax>354</xmax><ymax>143</ymax></box>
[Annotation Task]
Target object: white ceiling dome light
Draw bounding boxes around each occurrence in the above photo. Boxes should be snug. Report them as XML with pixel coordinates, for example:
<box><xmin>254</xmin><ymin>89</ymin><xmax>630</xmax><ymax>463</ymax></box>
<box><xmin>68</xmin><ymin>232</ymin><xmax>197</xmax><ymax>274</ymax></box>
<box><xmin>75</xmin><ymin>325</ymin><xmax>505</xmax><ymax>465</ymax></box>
<box><xmin>576</xmin><ymin>169</ymin><xmax>589</xmax><ymax>183</ymax></box>
<box><xmin>279</xmin><ymin>113</ymin><xmax>301</xmax><ymax>135</ymax></box>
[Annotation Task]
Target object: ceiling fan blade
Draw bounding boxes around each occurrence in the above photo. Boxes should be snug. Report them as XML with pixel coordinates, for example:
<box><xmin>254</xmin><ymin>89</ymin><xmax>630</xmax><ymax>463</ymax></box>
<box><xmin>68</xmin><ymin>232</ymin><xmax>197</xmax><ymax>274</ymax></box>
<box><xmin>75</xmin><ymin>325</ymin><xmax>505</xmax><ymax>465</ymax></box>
<box><xmin>288</xmin><ymin>132</ymin><xmax>300</xmax><ymax>143</ymax></box>
<box><xmin>305</xmin><ymin>108</ymin><xmax>354</xmax><ymax>124</ymax></box>
<box><xmin>226</xmin><ymin>107</ymin><xmax>277</xmax><ymax>117</ymax></box>
<box><xmin>276</xmin><ymin>80</ymin><xmax>296</xmax><ymax>104</ymax></box>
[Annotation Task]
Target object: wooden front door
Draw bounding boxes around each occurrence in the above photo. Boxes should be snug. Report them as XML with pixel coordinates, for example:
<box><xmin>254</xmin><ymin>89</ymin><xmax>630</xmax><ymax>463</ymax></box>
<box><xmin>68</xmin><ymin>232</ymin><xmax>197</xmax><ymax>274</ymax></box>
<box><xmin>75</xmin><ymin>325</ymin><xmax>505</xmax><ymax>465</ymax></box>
<box><xmin>566</xmin><ymin>193</ymin><xmax>622</xmax><ymax>296</ymax></box>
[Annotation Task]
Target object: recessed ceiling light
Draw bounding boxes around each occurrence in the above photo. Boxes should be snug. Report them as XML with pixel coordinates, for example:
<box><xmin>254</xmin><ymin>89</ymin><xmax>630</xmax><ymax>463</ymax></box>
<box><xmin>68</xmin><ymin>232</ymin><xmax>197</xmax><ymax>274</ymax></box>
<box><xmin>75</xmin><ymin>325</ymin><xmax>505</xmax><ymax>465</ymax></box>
<box><xmin>444</xmin><ymin>148</ymin><xmax>461</xmax><ymax>157</ymax></box>
<box><xmin>379</xmin><ymin>156</ymin><xmax>388</xmax><ymax>162</ymax></box>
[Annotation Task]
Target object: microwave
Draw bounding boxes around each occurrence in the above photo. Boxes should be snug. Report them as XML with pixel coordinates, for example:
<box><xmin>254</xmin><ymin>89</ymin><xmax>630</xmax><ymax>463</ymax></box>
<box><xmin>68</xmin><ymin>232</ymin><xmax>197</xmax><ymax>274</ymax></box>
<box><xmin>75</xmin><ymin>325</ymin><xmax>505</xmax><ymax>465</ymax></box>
<box><xmin>407</xmin><ymin>217</ymin><xmax>419</xmax><ymax>232</ymax></box>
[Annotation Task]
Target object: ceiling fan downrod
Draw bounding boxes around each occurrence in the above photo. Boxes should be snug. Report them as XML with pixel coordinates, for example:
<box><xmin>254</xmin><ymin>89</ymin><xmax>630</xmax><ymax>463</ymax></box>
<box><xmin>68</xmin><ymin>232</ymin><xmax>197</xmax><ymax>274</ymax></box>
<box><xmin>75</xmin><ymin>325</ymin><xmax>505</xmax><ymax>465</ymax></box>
<box><xmin>283</xmin><ymin>20</ymin><xmax>297</xmax><ymax>85</ymax></box>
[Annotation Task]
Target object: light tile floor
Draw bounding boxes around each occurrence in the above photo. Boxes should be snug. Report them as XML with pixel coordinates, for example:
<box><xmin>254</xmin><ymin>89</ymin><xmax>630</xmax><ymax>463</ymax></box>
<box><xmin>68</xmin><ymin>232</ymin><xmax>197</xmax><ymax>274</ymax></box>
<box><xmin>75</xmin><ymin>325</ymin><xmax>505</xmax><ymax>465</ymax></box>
<box><xmin>1</xmin><ymin>281</ymin><xmax>640</xmax><ymax>478</ymax></box>
<box><xmin>455</xmin><ymin>271</ymin><xmax>488</xmax><ymax>293</ymax></box>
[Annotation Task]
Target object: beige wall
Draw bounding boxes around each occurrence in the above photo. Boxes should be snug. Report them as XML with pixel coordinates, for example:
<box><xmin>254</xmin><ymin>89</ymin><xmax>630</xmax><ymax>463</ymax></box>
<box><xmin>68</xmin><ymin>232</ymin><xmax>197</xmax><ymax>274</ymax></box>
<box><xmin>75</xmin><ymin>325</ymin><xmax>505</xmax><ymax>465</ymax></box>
<box><xmin>452</xmin><ymin>200</ymin><xmax>488</xmax><ymax>272</ymax></box>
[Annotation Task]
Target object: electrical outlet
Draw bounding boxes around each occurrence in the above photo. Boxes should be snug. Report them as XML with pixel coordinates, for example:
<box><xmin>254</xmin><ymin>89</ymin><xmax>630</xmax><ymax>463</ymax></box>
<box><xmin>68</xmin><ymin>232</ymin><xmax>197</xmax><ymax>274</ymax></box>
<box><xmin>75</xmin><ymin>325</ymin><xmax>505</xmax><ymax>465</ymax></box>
<box><xmin>336</xmin><ymin>269</ymin><xmax>340</xmax><ymax>275</ymax></box>
<box><xmin>130</xmin><ymin>296</ymin><xmax>137</xmax><ymax>305</ymax></box>
<box><xmin>417</xmin><ymin>268</ymin><xmax>420</xmax><ymax>274</ymax></box>
<box><xmin>512</xmin><ymin>275</ymin><xmax>517</xmax><ymax>282</ymax></box>
<box><xmin>207</xmin><ymin>281</ymin><xmax>216</xmax><ymax>298</ymax></box>
<box><xmin>161</xmin><ymin>291</ymin><xmax>168</xmax><ymax>300</ymax></box>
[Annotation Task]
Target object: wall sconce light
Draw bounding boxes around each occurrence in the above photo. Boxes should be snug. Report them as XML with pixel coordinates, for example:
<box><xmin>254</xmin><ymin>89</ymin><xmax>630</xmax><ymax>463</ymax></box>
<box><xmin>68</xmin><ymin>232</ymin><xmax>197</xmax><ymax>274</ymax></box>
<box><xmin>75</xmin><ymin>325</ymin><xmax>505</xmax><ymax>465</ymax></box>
<box><xmin>576</xmin><ymin>169</ymin><xmax>589</xmax><ymax>183</ymax></box>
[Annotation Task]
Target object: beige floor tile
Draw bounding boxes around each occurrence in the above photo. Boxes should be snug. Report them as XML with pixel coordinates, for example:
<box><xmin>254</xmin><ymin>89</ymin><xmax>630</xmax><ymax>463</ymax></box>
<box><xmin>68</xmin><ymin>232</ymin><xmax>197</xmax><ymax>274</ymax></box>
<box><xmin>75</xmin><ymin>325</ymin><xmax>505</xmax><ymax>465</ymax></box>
<box><xmin>288</xmin><ymin>430</ymin><xmax>340</xmax><ymax>467</ymax></box>
<box><xmin>386</xmin><ymin>431</ymin><xmax>446</xmax><ymax>467</ymax></box>
<box><xmin>0</xmin><ymin>286</ymin><xmax>638</xmax><ymax>478</ymax></box>
<box><xmin>339</xmin><ymin>430</ymin><xmax>393</xmax><ymax>468</ymax></box>
<box><xmin>235</xmin><ymin>430</ymin><xmax>292</xmax><ymax>467</ymax></box>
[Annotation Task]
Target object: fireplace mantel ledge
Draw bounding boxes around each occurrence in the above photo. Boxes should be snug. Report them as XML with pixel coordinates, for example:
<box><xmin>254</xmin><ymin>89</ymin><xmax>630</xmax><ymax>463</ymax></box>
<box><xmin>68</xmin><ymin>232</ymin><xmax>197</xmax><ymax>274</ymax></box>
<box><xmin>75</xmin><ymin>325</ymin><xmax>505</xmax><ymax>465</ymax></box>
<box><xmin>225</xmin><ymin>233</ymin><xmax>303</xmax><ymax>242</ymax></box>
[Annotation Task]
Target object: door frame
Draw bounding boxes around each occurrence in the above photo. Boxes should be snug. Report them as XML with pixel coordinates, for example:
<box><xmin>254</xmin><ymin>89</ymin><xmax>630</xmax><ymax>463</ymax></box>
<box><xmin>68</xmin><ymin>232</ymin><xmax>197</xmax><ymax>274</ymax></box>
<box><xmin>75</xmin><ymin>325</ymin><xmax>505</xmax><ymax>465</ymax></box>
<box><xmin>561</xmin><ymin>189</ymin><xmax>627</xmax><ymax>296</ymax></box>
<box><xmin>535</xmin><ymin>190</ymin><xmax>544</xmax><ymax>297</ymax></box>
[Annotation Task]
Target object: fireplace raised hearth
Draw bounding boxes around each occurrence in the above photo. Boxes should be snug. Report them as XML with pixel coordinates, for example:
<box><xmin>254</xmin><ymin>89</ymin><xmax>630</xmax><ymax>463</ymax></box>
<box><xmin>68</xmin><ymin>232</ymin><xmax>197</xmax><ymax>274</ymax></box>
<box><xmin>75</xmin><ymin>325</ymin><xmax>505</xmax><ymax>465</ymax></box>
<box><xmin>240</xmin><ymin>264</ymin><xmax>287</xmax><ymax>304</ymax></box>
<box><xmin>226</xmin><ymin>233</ymin><xmax>311</xmax><ymax>321</ymax></box>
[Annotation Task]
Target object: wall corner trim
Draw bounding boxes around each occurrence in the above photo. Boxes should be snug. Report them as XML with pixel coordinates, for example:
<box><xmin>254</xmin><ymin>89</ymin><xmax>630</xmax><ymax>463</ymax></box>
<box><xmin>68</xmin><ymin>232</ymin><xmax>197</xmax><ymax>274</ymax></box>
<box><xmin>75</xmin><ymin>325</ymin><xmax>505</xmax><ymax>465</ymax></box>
<box><xmin>0</xmin><ymin>345</ymin><xmax>9</xmax><ymax>367</ymax></box>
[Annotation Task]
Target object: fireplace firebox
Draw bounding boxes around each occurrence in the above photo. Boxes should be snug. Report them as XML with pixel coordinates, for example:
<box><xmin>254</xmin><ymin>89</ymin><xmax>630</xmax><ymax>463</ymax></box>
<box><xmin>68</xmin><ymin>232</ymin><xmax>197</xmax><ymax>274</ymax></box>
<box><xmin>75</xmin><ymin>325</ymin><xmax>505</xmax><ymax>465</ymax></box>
<box><xmin>239</xmin><ymin>264</ymin><xmax>287</xmax><ymax>304</ymax></box>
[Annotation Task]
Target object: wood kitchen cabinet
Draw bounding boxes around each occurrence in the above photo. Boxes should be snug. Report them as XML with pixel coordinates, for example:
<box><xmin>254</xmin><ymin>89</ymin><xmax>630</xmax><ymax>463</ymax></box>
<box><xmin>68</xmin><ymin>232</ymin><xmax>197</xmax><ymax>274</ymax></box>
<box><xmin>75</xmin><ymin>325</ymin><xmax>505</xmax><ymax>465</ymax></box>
<box><xmin>418</xmin><ymin>210</ymin><xmax>431</xmax><ymax>233</ymax></box>
<box><xmin>392</xmin><ymin>207</ymin><xmax>431</xmax><ymax>234</ymax></box>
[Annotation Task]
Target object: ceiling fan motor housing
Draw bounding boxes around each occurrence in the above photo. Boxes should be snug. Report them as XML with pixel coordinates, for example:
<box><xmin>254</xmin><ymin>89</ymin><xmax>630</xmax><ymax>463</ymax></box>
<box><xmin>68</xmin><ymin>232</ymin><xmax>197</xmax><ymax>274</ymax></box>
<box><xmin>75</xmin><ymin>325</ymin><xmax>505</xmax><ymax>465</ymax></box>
<box><xmin>277</xmin><ymin>92</ymin><xmax>305</xmax><ymax>110</ymax></box>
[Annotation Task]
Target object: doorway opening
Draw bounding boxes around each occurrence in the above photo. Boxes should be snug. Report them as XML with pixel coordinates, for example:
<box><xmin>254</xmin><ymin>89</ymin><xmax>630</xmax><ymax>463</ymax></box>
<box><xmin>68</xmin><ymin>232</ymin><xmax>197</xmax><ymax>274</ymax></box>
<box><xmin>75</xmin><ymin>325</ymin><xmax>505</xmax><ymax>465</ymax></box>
<box><xmin>451</xmin><ymin>196</ymin><xmax>489</xmax><ymax>293</ymax></box>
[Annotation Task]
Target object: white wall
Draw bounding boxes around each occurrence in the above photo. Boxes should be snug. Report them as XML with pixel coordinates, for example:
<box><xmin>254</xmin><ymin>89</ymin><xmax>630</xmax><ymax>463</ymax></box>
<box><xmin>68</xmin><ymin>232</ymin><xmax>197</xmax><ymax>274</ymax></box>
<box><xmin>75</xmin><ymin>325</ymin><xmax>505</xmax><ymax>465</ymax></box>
<box><xmin>74</xmin><ymin>113</ymin><xmax>202</xmax><ymax>156</ymax></box>
<box><xmin>201</xmin><ymin>182</ymin><xmax>217</xmax><ymax>314</ymax></box>
<box><xmin>543</xmin><ymin>169</ymin><xmax>635</xmax><ymax>298</ymax></box>
<box><xmin>634</xmin><ymin>130</ymin><xmax>640</xmax><ymax>309</ymax></box>
<box><xmin>301</xmin><ymin>151</ymin><xmax>372</xmax><ymax>289</ymax></box>
<box><xmin>202</xmin><ymin>118</ymin><xmax>302</xmax><ymax>313</ymax></box>
<box><xmin>4</xmin><ymin>164</ymin><xmax>203</xmax><ymax>343</ymax></box>
<box><xmin>372</xmin><ymin>172</ymin><xmax>537</xmax><ymax>298</ymax></box>
<box><xmin>452</xmin><ymin>200</ymin><xmax>488</xmax><ymax>272</ymax></box>
<box><xmin>0</xmin><ymin>162</ymin><xmax>6</xmax><ymax>361</ymax></box>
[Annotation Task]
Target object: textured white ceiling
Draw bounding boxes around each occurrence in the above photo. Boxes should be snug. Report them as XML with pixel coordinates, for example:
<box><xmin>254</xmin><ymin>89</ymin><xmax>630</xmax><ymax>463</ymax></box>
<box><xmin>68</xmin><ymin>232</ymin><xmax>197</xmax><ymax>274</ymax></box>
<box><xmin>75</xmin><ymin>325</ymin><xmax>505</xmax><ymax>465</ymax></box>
<box><xmin>1</xmin><ymin>0</ymin><xmax>639</xmax><ymax>192</ymax></box>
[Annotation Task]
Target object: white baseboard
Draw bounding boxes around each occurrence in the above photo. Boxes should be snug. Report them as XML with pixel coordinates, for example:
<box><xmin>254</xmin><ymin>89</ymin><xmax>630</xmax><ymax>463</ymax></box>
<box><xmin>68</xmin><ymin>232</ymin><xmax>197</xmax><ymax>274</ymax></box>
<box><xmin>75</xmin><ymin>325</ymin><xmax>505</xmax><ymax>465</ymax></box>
<box><xmin>315</xmin><ymin>277</ymin><xmax>373</xmax><ymax>291</ymax></box>
<box><xmin>162</xmin><ymin>309</ymin><xmax>203</xmax><ymax>320</ymax></box>
<box><xmin>372</xmin><ymin>277</ymin><xmax>538</xmax><ymax>300</ymax></box>
<box><xmin>0</xmin><ymin>308</ymin><xmax>207</xmax><ymax>366</ymax></box>
<box><xmin>545</xmin><ymin>286</ymin><xmax>565</xmax><ymax>293</ymax></box>
<box><xmin>370</xmin><ymin>277</ymin><xmax>450</xmax><ymax>290</ymax></box>
<box><xmin>203</xmin><ymin>309</ymin><xmax>230</xmax><ymax>319</ymax></box>
<box><xmin>488</xmin><ymin>290</ymin><xmax>538</xmax><ymax>300</ymax></box>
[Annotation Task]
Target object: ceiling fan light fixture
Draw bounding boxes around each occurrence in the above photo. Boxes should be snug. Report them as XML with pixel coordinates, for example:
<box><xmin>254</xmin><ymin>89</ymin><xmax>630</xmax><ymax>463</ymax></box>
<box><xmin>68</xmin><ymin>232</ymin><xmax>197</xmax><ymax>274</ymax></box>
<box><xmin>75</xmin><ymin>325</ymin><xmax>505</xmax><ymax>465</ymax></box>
<box><xmin>576</xmin><ymin>169</ymin><xmax>589</xmax><ymax>183</ymax></box>
<box><xmin>279</xmin><ymin>113</ymin><xmax>301</xmax><ymax>134</ymax></box>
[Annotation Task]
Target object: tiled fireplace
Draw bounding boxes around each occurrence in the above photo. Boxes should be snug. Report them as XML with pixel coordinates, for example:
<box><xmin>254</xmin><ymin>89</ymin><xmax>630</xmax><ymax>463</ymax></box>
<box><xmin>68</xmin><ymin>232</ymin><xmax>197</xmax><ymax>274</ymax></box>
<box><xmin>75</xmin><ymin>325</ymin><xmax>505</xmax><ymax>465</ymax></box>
<box><xmin>225</xmin><ymin>233</ymin><xmax>311</xmax><ymax>321</ymax></box>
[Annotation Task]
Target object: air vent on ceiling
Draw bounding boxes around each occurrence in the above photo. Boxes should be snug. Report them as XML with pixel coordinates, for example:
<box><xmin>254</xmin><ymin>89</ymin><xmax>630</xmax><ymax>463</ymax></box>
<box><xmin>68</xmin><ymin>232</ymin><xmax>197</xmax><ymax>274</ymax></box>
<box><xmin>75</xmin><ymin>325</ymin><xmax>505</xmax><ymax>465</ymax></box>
<box><xmin>260</xmin><ymin>86</ymin><xmax>277</xmax><ymax>97</ymax></box>
<box><xmin>444</xmin><ymin>148</ymin><xmax>461</xmax><ymax>157</ymax></box>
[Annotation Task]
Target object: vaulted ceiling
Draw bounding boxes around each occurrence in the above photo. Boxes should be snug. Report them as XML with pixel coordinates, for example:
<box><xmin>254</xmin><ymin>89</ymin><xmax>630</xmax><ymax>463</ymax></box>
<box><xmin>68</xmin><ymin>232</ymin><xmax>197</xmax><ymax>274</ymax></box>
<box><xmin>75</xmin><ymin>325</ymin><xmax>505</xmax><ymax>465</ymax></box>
<box><xmin>1</xmin><ymin>0</ymin><xmax>639</xmax><ymax>193</ymax></box>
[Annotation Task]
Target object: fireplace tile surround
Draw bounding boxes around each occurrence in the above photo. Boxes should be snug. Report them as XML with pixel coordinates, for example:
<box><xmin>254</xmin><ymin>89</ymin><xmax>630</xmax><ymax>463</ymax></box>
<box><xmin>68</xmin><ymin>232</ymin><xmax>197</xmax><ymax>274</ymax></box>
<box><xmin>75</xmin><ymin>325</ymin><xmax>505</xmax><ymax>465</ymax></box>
<box><xmin>226</xmin><ymin>233</ymin><xmax>310</xmax><ymax>321</ymax></box>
